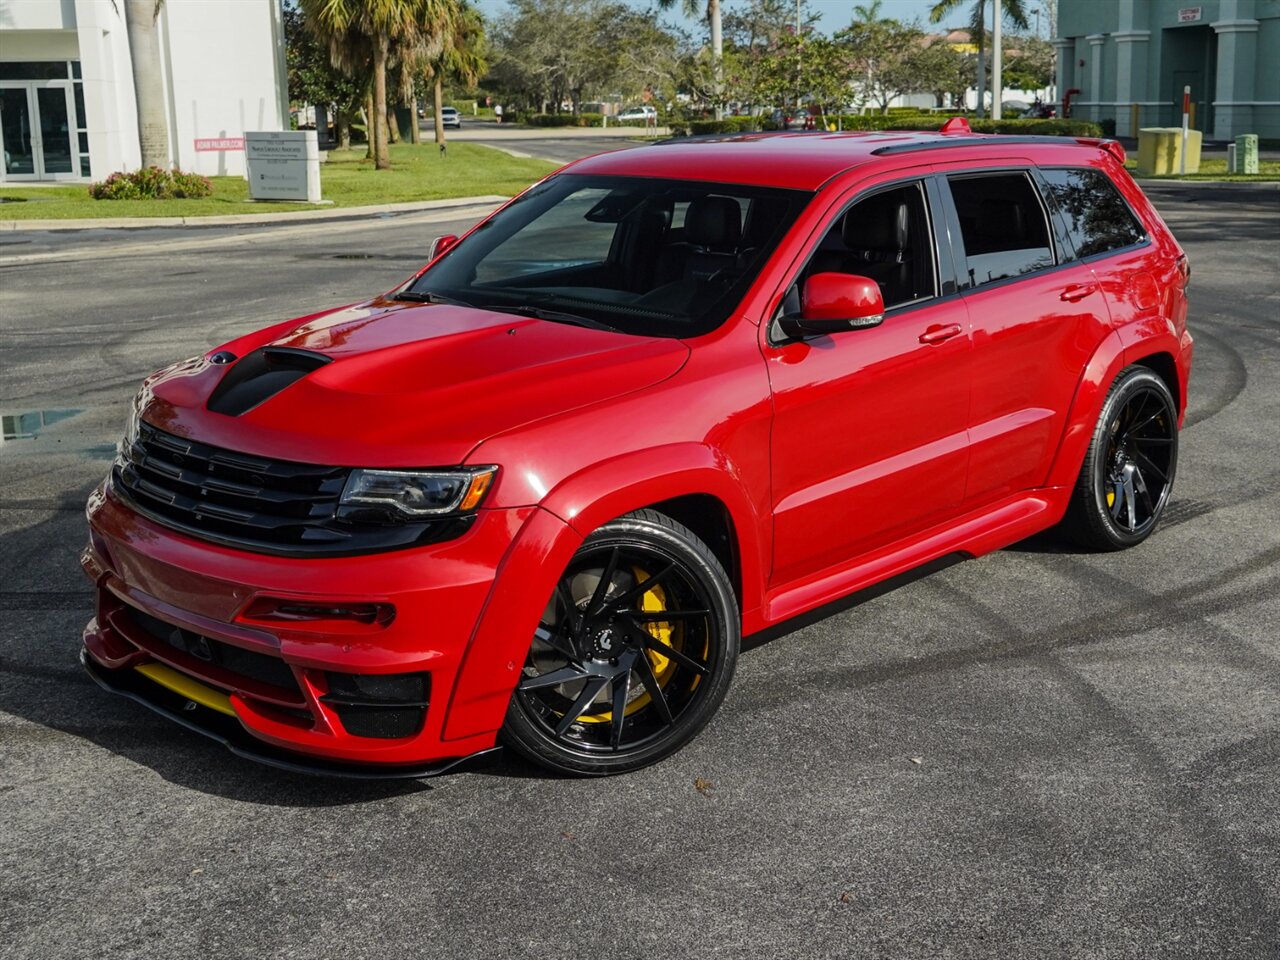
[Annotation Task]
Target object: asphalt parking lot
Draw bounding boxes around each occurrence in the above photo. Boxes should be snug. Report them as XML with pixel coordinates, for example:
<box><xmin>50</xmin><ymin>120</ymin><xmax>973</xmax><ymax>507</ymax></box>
<box><xmin>2</xmin><ymin>183</ymin><xmax>1278</xmax><ymax>959</ymax></box>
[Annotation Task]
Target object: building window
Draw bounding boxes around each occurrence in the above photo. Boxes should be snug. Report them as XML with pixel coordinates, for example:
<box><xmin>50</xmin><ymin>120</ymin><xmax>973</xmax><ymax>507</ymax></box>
<box><xmin>0</xmin><ymin>61</ymin><xmax>73</xmax><ymax>81</ymax></box>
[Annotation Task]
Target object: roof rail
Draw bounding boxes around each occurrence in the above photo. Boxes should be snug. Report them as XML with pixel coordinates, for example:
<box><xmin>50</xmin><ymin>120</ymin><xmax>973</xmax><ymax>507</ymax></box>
<box><xmin>869</xmin><ymin>135</ymin><xmax>1099</xmax><ymax>156</ymax></box>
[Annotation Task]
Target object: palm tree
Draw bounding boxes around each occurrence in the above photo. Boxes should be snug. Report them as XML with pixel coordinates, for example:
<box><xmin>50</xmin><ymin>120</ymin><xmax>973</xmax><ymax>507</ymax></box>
<box><xmin>420</xmin><ymin>2</ymin><xmax>486</xmax><ymax>148</ymax></box>
<box><xmin>658</xmin><ymin>0</ymin><xmax>723</xmax><ymax>118</ymax></box>
<box><xmin>929</xmin><ymin>0</ymin><xmax>1028</xmax><ymax>117</ymax></box>
<box><xmin>853</xmin><ymin>0</ymin><xmax>883</xmax><ymax>22</ymax></box>
<box><xmin>118</xmin><ymin>0</ymin><xmax>171</xmax><ymax>168</ymax></box>
<box><xmin>301</xmin><ymin>0</ymin><xmax>449</xmax><ymax>169</ymax></box>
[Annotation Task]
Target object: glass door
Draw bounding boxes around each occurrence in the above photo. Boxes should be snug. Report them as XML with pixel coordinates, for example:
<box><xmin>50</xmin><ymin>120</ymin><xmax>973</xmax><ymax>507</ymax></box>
<box><xmin>0</xmin><ymin>82</ymin><xmax>79</xmax><ymax>180</ymax></box>
<box><xmin>35</xmin><ymin>84</ymin><xmax>76</xmax><ymax>177</ymax></box>
<box><xmin>0</xmin><ymin>85</ymin><xmax>37</xmax><ymax>178</ymax></box>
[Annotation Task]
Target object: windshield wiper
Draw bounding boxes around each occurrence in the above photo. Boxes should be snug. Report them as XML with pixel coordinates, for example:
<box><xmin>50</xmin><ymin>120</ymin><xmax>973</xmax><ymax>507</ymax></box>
<box><xmin>391</xmin><ymin>290</ymin><xmax>473</xmax><ymax>307</ymax></box>
<box><xmin>486</xmin><ymin>304</ymin><xmax>621</xmax><ymax>333</ymax></box>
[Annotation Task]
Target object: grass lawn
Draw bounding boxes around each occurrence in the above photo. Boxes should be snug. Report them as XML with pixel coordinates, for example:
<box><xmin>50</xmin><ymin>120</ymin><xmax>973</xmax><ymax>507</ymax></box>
<box><xmin>1126</xmin><ymin>157</ymin><xmax>1280</xmax><ymax>181</ymax></box>
<box><xmin>0</xmin><ymin>142</ymin><xmax>557</xmax><ymax>220</ymax></box>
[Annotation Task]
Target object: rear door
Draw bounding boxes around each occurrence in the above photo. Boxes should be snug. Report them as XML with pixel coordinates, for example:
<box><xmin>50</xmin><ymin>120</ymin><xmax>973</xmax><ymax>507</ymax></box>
<box><xmin>935</xmin><ymin>164</ymin><xmax>1113</xmax><ymax>509</ymax></box>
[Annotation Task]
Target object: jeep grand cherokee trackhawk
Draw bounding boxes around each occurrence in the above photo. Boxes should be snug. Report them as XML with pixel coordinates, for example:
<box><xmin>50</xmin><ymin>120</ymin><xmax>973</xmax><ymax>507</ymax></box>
<box><xmin>82</xmin><ymin>121</ymin><xmax>1193</xmax><ymax>777</ymax></box>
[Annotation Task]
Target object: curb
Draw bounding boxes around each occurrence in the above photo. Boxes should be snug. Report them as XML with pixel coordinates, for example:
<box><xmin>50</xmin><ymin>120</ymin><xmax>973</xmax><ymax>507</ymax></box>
<box><xmin>0</xmin><ymin>194</ymin><xmax>511</xmax><ymax>232</ymax></box>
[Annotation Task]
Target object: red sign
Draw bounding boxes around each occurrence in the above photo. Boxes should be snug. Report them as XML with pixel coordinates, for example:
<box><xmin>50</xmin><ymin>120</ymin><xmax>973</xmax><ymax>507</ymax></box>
<box><xmin>1178</xmin><ymin>7</ymin><xmax>1202</xmax><ymax>22</ymax></box>
<box><xmin>194</xmin><ymin>137</ymin><xmax>245</xmax><ymax>152</ymax></box>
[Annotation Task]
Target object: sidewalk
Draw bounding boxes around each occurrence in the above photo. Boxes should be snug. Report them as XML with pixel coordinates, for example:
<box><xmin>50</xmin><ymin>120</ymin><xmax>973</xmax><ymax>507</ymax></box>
<box><xmin>0</xmin><ymin>194</ymin><xmax>510</xmax><ymax>233</ymax></box>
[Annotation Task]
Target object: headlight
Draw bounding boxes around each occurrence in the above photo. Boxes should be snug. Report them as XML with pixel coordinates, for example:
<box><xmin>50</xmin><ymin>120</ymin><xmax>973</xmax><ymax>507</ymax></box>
<box><xmin>340</xmin><ymin>467</ymin><xmax>497</xmax><ymax>519</ymax></box>
<box><xmin>116</xmin><ymin>398</ymin><xmax>141</xmax><ymax>464</ymax></box>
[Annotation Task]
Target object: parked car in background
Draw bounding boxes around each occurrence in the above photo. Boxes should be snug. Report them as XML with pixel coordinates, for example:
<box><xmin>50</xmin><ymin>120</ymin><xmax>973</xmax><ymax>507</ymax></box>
<box><xmin>83</xmin><ymin>119</ymin><xmax>1192</xmax><ymax>779</ymax></box>
<box><xmin>441</xmin><ymin>106</ymin><xmax>462</xmax><ymax>129</ymax></box>
<box><xmin>616</xmin><ymin>105</ymin><xmax>657</xmax><ymax>122</ymax></box>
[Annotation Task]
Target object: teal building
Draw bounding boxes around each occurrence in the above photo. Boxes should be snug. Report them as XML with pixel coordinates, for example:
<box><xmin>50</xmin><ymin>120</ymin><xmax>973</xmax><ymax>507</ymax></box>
<box><xmin>1055</xmin><ymin>0</ymin><xmax>1280</xmax><ymax>140</ymax></box>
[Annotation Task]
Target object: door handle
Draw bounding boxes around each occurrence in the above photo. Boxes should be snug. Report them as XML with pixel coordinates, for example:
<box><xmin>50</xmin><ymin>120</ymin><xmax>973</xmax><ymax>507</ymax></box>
<box><xmin>919</xmin><ymin>323</ymin><xmax>963</xmax><ymax>345</ymax></box>
<box><xmin>1060</xmin><ymin>282</ymin><xmax>1098</xmax><ymax>302</ymax></box>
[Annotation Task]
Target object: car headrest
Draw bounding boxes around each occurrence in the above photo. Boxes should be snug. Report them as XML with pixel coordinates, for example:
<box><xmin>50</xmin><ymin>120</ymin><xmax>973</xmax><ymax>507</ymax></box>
<box><xmin>843</xmin><ymin>194</ymin><xmax>909</xmax><ymax>253</ymax></box>
<box><xmin>685</xmin><ymin>196</ymin><xmax>742</xmax><ymax>250</ymax></box>
<box><xmin>978</xmin><ymin>199</ymin><xmax>1027</xmax><ymax>244</ymax></box>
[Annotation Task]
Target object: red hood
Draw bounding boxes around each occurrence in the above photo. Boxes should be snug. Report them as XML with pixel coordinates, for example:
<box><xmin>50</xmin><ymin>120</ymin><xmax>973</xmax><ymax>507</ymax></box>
<box><xmin>138</xmin><ymin>299</ymin><xmax>690</xmax><ymax>466</ymax></box>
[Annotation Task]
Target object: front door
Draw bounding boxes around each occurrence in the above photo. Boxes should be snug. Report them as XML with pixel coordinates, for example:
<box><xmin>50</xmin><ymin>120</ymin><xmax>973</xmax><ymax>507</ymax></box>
<box><xmin>0</xmin><ymin>82</ymin><xmax>78</xmax><ymax>181</ymax></box>
<box><xmin>764</xmin><ymin>177</ymin><xmax>972</xmax><ymax>589</ymax></box>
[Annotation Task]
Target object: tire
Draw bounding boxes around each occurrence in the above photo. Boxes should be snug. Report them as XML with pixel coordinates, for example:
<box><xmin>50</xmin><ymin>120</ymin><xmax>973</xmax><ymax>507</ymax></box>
<box><xmin>1059</xmin><ymin>365</ymin><xmax>1179</xmax><ymax>551</ymax></box>
<box><xmin>502</xmin><ymin>509</ymin><xmax>739</xmax><ymax>776</ymax></box>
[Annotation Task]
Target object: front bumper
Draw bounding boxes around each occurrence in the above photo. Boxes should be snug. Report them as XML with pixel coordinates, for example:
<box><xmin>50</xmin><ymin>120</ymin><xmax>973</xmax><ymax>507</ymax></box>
<box><xmin>81</xmin><ymin>480</ymin><xmax>562</xmax><ymax>774</ymax></box>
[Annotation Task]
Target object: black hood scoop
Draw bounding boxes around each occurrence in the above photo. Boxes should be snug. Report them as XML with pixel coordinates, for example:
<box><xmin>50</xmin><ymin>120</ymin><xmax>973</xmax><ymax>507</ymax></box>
<box><xmin>206</xmin><ymin>347</ymin><xmax>332</xmax><ymax>417</ymax></box>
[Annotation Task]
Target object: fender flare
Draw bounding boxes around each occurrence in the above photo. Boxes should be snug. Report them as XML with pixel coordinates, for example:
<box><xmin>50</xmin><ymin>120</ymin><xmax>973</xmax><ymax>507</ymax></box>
<box><xmin>442</xmin><ymin>444</ymin><xmax>766</xmax><ymax>741</ymax></box>
<box><xmin>1043</xmin><ymin>324</ymin><xmax>1183</xmax><ymax>490</ymax></box>
<box><xmin>543</xmin><ymin>442</ymin><xmax>767</xmax><ymax>609</ymax></box>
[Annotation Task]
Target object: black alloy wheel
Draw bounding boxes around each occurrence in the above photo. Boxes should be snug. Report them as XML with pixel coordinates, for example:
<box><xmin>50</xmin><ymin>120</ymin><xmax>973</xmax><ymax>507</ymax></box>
<box><xmin>502</xmin><ymin>509</ymin><xmax>739</xmax><ymax>775</ymax></box>
<box><xmin>1062</xmin><ymin>366</ymin><xmax>1179</xmax><ymax>550</ymax></box>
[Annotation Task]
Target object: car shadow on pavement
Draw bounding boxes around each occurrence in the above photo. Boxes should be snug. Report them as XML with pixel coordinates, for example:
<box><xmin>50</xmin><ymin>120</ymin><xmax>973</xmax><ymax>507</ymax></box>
<box><xmin>0</xmin><ymin>484</ymin><xmax>1098</xmax><ymax>800</ymax></box>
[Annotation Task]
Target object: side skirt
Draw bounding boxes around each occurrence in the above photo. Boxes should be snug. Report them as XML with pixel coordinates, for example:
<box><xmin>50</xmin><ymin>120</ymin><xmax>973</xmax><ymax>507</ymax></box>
<box><xmin>757</xmin><ymin>487</ymin><xmax>1070</xmax><ymax>631</ymax></box>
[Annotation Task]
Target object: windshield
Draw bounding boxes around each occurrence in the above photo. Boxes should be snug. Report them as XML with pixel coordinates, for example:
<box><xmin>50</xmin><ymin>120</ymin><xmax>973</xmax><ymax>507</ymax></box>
<box><xmin>407</xmin><ymin>174</ymin><xmax>812</xmax><ymax>338</ymax></box>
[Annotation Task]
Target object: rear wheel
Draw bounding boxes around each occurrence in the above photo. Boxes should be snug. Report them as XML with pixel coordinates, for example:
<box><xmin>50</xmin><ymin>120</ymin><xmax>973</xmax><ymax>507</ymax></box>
<box><xmin>503</xmin><ymin>509</ymin><xmax>738</xmax><ymax>776</ymax></box>
<box><xmin>1060</xmin><ymin>366</ymin><xmax>1179</xmax><ymax>550</ymax></box>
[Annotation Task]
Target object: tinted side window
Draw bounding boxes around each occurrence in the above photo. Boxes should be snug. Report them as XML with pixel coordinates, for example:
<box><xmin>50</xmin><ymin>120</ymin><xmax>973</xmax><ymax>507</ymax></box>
<box><xmin>946</xmin><ymin>173</ymin><xmax>1054</xmax><ymax>288</ymax></box>
<box><xmin>1039</xmin><ymin>167</ymin><xmax>1146</xmax><ymax>259</ymax></box>
<box><xmin>798</xmin><ymin>181</ymin><xmax>937</xmax><ymax>310</ymax></box>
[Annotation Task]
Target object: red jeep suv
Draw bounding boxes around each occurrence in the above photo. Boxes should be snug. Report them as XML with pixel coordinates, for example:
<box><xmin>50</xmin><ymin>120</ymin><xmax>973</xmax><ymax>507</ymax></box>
<box><xmin>82</xmin><ymin>126</ymin><xmax>1192</xmax><ymax>777</ymax></box>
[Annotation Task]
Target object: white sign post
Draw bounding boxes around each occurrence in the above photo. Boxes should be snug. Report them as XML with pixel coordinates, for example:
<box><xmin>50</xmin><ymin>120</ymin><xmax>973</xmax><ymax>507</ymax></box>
<box><xmin>1180</xmin><ymin>85</ymin><xmax>1190</xmax><ymax>176</ymax></box>
<box><xmin>245</xmin><ymin>130</ymin><xmax>322</xmax><ymax>203</ymax></box>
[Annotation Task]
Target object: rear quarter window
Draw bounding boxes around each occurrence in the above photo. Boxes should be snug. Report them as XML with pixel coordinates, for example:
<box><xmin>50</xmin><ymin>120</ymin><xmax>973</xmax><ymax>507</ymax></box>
<box><xmin>1038</xmin><ymin>167</ymin><xmax>1147</xmax><ymax>259</ymax></box>
<box><xmin>946</xmin><ymin>171</ymin><xmax>1055</xmax><ymax>288</ymax></box>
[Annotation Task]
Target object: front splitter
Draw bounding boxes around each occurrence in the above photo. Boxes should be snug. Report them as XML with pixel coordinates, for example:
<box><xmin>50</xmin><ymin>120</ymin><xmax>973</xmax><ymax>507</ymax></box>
<box><xmin>81</xmin><ymin>649</ymin><xmax>502</xmax><ymax>780</ymax></box>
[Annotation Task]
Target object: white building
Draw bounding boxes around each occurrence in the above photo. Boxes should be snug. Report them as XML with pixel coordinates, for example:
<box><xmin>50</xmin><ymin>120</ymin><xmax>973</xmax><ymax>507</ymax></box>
<box><xmin>0</xmin><ymin>0</ymin><xmax>288</xmax><ymax>183</ymax></box>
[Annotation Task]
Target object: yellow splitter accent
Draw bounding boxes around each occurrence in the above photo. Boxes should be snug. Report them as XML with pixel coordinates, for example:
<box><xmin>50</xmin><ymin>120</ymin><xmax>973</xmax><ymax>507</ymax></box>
<box><xmin>135</xmin><ymin>663</ymin><xmax>236</xmax><ymax>717</ymax></box>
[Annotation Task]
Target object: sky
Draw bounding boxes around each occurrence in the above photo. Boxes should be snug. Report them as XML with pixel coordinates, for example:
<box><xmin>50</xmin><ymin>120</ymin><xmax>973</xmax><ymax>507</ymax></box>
<box><xmin>471</xmin><ymin>0</ymin><xmax>1055</xmax><ymax>38</ymax></box>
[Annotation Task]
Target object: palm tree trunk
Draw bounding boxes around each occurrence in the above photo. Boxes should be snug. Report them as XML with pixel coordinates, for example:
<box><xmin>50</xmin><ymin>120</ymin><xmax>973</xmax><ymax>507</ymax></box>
<box><xmin>434</xmin><ymin>76</ymin><xmax>446</xmax><ymax>146</ymax></box>
<box><xmin>388</xmin><ymin>104</ymin><xmax>402</xmax><ymax>143</ymax></box>
<box><xmin>710</xmin><ymin>0</ymin><xmax>723</xmax><ymax>120</ymax></box>
<box><xmin>372</xmin><ymin>33</ymin><xmax>391</xmax><ymax>169</ymax></box>
<box><xmin>123</xmin><ymin>0</ymin><xmax>171</xmax><ymax>168</ymax></box>
<box><xmin>975</xmin><ymin>1</ymin><xmax>987</xmax><ymax>117</ymax></box>
<box><xmin>337</xmin><ymin>108</ymin><xmax>351</xmax><ymax>150</ymax></box>
<box><xmin>409</xmin><ymin>96</ymin><xmax>421</xmax><ymax>144</ymax></box>
<box><xmin>364</xmin><ymin>93</ymin><xmax>375</xmax><ymax>159</ymax></box>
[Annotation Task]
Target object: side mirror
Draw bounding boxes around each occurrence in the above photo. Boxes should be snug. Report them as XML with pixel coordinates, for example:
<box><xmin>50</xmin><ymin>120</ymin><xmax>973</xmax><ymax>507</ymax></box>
<box><xmin>782</xmin><ymin>273</ymin><xmax>885</xmax><ymax>338</ymax></box>
<box><xmin>428</xmin><ymin>234</ymin><xmax>459</xmax><ymax>261</ymax></box>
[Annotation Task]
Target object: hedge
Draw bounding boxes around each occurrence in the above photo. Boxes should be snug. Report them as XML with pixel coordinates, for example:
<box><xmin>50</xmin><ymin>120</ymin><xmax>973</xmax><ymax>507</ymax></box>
<box><xmin>521</xmin><ymin>112</ymin><xmax>606</xmax><ymax>127</ymax></box>
<box><xmin>668</xmin><ymin>116</ymin><xmax>761</xmax><ymax>136</ymax></box>
<box><xmin>880</xmin><ymin>116</ymin><xmax>1105</xmax><ymax>136</ymax></box>
<box><xmin>641</xmin><ymin>114</ymin><xmax>1105</xmax><ymax>139</ymax></box>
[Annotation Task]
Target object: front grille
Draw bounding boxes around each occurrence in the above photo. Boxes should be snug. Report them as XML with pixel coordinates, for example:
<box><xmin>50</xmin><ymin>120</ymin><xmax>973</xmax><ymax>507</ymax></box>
<box><xmin>113</xmin><ymin>421</ymin><xmax>472</xmax><ymax>556</ymax></box>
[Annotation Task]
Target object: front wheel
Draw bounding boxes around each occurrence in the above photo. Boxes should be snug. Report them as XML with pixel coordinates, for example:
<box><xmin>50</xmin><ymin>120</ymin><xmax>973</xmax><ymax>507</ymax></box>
<box><xmin>1060</xmin><ymin>366</ymin><xmax>1179</xmax><ymax>550</ymax></box>
<box><xmin>502</xmin><ymin>509</ymin><xmax>739</xmax><ymax>776</ymax></box>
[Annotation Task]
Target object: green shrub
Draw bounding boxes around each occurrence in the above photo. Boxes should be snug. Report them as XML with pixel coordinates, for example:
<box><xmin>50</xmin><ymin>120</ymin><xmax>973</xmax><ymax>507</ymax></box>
<box><xmin>1100</xmin><ymin>117</ymin><xmax>1117</xmax><ymax>138</ymax></box>
<box><xmin>88</xmin><ymin>172</ymin><xmax>142</xmax><ymax>200</ymax></box>
<box><xmin>169</xmin><ymin>170</ymin><xmax>214</xmax><ymax>198</ymax></box>
<box><xmin>88</xmin><ymin>166</ymin><xmax>213</xmax><ymax>201</ymax></box>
